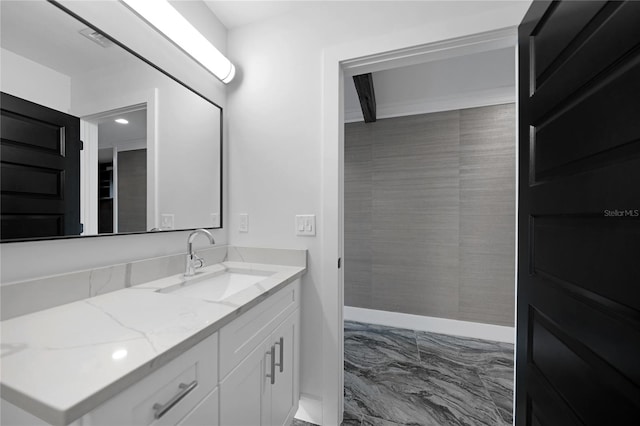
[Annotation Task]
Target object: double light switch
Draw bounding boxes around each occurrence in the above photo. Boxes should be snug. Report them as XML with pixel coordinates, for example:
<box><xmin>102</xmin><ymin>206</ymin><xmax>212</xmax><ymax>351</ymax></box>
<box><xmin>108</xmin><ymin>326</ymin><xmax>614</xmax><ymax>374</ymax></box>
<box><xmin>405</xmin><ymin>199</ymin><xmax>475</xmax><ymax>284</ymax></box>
<box><xmin>295</xmin><ymin>215</ymin><xmax>316</xmax><ymax>236</ymax></box>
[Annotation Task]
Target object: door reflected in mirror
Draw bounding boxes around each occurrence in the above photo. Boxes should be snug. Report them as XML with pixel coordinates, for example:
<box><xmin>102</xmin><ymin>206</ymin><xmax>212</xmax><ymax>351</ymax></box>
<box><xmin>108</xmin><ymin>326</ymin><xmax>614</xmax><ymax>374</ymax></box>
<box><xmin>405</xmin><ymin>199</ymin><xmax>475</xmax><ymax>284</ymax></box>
<box><xmin>93</xmin><ymin>106</ymin><xmax>147</xmax><ymax>234</ymax></box>
<box><xmin>0</xmin><ymin>0</ymin><xmax>222</xmax><ymax>242</ymax></box>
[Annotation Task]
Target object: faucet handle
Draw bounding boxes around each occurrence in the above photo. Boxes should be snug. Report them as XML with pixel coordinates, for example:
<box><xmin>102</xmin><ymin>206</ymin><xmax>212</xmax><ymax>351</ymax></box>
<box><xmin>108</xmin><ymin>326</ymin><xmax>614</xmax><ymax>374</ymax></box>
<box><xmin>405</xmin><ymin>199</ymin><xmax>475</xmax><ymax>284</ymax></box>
<box><xmin>193</xmin><ymin>254</ymin><xmax>205</xmax><ymax>270</ymax></box>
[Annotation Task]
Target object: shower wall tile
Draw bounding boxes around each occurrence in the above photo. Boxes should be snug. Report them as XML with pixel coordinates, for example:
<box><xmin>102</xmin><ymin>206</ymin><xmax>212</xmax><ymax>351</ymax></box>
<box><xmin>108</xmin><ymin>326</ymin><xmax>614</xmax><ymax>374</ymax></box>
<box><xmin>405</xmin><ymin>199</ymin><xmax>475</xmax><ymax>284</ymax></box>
<box><xmin>344</xmin><ymin>104</ymin><xmax>516</xmax><ymax>327</ymax></box>
<box><xmin>459</xmin><ymin>104</ymin><xmax>516</xmax><ymax>326</ymax></box>
<box><xmin>459</xmin><ymin>105</ymin><xmax>516</xmax><ymax>216</ymax></box>
<box><xmin>371</xmin><ymin>112</ymin><xmax>460</xmax><ymax>318</ymax></box>
<box><xmin>345</xmin><ymin>122</ymin><xmax>373</xmax><ymax>308</ymax></box>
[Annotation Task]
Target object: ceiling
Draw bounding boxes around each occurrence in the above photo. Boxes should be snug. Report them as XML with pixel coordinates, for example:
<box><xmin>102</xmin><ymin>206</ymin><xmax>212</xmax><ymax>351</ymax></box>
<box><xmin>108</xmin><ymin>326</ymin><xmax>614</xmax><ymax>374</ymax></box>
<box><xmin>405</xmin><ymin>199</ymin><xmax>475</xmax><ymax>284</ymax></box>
<box><xmin>97</xmin><ymin>109</ymin><xmax>147</xmax><ymax>149</ymax></box>
<box><xmin>203</xmin><ymin>1</ymin><xmax>528</xmax><ymax>31</ymax></box>
<box><xmin>203</xmin><ymin>0</ymin><xmax>310</xmax><ymax>29</ymax></box>
<box><xmin>344</xmin><ymin>47</ymin><xmax>515</xmax><ymax>122</ymax></box>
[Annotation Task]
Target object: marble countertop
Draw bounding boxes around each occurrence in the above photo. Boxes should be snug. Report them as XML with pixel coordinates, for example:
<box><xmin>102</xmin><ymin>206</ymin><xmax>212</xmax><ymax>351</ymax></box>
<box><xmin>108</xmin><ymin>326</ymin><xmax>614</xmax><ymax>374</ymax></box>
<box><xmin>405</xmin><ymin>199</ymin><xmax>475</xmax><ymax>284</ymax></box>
<box><xmin>0</xmin><ymin>261</ymin><xmax>305</xmax><ymax>425</ymax></box>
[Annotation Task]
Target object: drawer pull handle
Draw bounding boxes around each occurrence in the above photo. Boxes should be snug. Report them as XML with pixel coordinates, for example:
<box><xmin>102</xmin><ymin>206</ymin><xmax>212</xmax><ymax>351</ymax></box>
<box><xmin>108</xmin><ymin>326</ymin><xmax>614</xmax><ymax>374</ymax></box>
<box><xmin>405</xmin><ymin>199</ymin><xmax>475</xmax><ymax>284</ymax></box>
<box><xmin>275</xmin><ymin>337</ymin><xmax>284</xmax><ymax>373</ymax></box>
<box><xmin>152</xmin><ymin>380</ymin><xmax>198</xmax><ymax>419</ymax></box>
<box><xmin>266</xmin><ymin>345</ymin><xmax>276</xmax><ymax>385</ymax></box>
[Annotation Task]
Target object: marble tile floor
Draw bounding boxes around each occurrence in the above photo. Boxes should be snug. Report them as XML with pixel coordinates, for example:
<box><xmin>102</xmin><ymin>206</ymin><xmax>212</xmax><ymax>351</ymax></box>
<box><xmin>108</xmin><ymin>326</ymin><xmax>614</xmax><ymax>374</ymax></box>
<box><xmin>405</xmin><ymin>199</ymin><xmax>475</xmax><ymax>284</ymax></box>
<box><xmin>294</xmin><ymin>320</ymin><xmax>514</xmax><ymax>426</ymax></box>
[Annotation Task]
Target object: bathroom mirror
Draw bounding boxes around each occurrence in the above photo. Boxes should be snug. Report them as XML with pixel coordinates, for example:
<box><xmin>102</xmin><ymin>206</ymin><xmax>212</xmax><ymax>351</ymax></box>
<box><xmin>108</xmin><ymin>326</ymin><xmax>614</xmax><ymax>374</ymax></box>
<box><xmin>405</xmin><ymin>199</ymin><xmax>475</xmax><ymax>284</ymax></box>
<box><xmin>0</xmin><ymin>0</ymin><xmax>222</xmax><ymax>242</ymax></box>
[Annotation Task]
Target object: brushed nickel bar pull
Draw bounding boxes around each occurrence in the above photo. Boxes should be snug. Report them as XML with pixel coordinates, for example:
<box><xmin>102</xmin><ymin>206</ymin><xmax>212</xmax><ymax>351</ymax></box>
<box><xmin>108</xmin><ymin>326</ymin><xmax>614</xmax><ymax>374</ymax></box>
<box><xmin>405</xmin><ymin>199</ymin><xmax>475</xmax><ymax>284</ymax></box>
<box><xmin>266</xmin><ymin>345</ymin><xmax>276</xmax><ymax>385</ymax></box>
<box><xmin>275</xmin><ymin>337</ymin><xmax>284</xmax><ymax>373</ymax></box>
<box><xmin>152</xmin><ymin>380</ymin><xmax>198</xmax><ymax>419</ymax></box>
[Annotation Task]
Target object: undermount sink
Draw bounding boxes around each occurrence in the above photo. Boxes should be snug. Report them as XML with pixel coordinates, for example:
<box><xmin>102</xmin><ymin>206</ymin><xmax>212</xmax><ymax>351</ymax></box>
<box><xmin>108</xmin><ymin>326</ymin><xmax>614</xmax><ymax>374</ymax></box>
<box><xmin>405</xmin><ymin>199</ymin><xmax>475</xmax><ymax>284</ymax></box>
<box><xmin>158</xmin><ymin>269</ymin><xmax>273</xmax><ymax>302</ymax></box>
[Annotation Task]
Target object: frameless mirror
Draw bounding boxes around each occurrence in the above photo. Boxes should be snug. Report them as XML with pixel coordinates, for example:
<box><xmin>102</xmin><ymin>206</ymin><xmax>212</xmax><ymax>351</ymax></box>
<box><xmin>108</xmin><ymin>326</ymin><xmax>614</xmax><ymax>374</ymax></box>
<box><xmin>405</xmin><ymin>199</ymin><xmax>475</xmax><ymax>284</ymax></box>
<box><xmin>0</xmin><ymin>0</ymin><xmax>222</xmax><ymax>242</ymax></box>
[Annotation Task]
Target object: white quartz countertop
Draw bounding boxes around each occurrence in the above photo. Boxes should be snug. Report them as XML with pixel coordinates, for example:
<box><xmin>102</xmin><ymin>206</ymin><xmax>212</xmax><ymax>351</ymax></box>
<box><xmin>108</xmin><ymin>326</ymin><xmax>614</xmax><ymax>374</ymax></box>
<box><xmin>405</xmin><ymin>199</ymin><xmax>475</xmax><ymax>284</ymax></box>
<box><xmin>0</xmin><ymin>261</ymin><xmax>305</xmax><ymax>425</ymax></box>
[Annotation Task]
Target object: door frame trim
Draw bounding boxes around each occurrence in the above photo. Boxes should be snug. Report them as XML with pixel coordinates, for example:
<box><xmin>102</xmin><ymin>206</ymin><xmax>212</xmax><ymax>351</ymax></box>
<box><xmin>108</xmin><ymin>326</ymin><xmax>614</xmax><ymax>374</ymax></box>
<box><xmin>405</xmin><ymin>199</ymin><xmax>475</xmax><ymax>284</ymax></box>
<box><xmin>78</xmin><ymin>89</ymin><xmax>159</xmax><ymax>233</ymax></box>
<box><xmin>320</xmin><ymin>25</ymin><xmax>518</xmax><ymax>425</ymax></box>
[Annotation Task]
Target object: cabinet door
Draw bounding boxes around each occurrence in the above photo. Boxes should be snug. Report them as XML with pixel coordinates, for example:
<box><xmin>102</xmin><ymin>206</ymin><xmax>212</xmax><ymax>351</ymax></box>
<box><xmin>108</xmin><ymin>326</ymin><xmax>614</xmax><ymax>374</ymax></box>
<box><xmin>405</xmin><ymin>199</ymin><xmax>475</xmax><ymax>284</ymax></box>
<box><xmin>270</xmin><ymin>309</ymin><xmax>299</xmax><ymax>426</ymax></box>
<box><xmin>177</xmin><ymin>388</ymin><xmax>218</xmax><ymax>426</ymax></box>
<box><xmin>220</xmin><ymin>338</ymin><xmax>271</xmax><ymax>426</ymax></box>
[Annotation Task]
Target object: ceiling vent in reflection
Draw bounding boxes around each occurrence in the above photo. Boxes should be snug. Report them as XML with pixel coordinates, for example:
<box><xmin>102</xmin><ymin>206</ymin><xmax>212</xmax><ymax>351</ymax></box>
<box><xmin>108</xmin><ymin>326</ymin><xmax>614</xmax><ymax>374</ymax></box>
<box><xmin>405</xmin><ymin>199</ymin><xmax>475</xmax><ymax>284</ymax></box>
<box><xmin>79</xmin><ymin>28</ymin><xmax>113</xmax><ymax>48</ymax></box>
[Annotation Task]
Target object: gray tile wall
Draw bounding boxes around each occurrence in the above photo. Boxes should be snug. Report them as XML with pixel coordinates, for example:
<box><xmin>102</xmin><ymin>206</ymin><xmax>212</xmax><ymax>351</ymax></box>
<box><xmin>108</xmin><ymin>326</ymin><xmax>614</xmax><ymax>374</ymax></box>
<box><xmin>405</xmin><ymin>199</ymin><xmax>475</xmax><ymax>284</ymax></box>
<box><xmin>344</xmin><ymin>104</ymin><xmax>515</xmax><ymax>327</ymax></box>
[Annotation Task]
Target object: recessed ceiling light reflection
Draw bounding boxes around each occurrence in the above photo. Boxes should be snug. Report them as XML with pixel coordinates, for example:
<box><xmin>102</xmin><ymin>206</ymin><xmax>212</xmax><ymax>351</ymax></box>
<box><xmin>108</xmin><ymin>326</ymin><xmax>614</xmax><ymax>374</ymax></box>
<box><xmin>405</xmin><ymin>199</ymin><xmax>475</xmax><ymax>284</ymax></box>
<box><xmin>112</xmin><ymin>348</ymin><xmax>128</xmax><ymax>360</ymax></box>
<box><xmin>115</xmin><ymin>118</ymin><xmax>129</xmax><ymax>124</ymax></box>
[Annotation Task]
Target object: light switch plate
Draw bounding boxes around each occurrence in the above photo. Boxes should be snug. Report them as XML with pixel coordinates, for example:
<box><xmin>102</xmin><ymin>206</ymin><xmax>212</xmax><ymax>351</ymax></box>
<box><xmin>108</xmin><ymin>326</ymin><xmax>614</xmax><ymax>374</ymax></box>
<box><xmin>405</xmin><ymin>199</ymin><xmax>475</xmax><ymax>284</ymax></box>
<box><xmin>239</xmin><ymin>213</ymin><xmax>249</xmax><ymax>232</ymax></box>
<box><xmin>160</xmin><ymin>214</ymin><xmax>174</xmax><ymax>230</ymax></box>
<box><xmin>295</xmin><ymin>215</ymin><xmax>316</xmax><ymax>236</ymax></box>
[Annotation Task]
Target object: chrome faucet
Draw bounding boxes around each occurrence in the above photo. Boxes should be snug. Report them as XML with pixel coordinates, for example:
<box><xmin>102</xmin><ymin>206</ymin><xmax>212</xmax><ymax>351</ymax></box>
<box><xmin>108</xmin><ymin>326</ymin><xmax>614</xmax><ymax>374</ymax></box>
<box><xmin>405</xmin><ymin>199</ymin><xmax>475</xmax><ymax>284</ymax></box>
<box><xmin>184</xmin><ymin>229</ymin><xmax>216</xmax><ymax>277</ymax></box>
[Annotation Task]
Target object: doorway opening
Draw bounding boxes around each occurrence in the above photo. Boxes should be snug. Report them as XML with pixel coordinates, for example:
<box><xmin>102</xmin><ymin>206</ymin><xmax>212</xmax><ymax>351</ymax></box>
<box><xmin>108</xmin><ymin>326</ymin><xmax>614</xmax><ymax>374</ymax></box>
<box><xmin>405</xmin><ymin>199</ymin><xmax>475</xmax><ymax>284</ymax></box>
<box><xmin>342</xmin><ymin>48</ymin><xmax>517</xmax><ymax>424</ymax></box>
<box><xmin>79</xmin><ymin>94</ymin><xmax>157</xmax><ymax>236</ymax></box>
<box><xmin>319</xmin><ymin>27</ymin><xmax>519</xmax><ymax>425</ymax></box>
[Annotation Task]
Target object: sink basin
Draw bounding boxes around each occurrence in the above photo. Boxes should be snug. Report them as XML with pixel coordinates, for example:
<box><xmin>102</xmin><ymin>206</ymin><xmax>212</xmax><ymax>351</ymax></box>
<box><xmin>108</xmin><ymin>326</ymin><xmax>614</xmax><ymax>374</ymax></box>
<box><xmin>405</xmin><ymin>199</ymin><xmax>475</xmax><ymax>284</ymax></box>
<box><xmin>158</xmin><ymin>269</ymin><xmax>273</xmax><ymax>302</ymax></box>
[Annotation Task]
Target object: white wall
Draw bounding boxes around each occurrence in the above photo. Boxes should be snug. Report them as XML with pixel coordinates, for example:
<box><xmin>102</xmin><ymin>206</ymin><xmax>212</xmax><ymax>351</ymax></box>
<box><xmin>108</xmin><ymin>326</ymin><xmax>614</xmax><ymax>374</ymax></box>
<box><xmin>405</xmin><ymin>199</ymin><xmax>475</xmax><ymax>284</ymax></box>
<box><xmin>71</xmin><ymin>57</ymin><xmax>221</xmax><ymax>231</ymax></box>
<box><xmin>0</xmin><ymin>48</ymin><xmax>71</xmax><ymax>113</ymax></box>
<box><xmin>1</xmin><ymin>1</ymin><xmax>228</xmax><ymax>284</ymax></box>
<box><xmin>225</xmin><ymin>0</ymin><xmax>531</xmax><ymax>407</ymax></box>
<box><xmin>100</xmin><ymin>138</ymin><xmax>147</xmax><ymax>152</ymax></box>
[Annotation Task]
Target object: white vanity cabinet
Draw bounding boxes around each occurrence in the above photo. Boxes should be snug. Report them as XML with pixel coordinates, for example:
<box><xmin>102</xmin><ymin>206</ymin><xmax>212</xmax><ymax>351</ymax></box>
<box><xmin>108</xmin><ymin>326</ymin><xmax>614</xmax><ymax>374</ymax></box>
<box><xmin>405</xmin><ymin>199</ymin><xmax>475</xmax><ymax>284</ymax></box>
<box><xmin>84</xmin><ymin>332</ymin><xmax>219</xmax><ymax>426</ymax></box>
<box><xmin>1</xmin><ymin>277</ymin><xmax>302</xmax><ymax>426</ymax></box>
<box><xmin>219</xmin><ymin>280</ymin><xmax>300</xmax><ymax>426</ymax></box>
<box><xmin>267</xmin><ymin>310</ymin><xmax>299</xmax><ymax>426</ymax></box>
<box><xmin>1</xmin><ymin>333</ymin><xmax>219</xmax><ymax>426</ymax></box>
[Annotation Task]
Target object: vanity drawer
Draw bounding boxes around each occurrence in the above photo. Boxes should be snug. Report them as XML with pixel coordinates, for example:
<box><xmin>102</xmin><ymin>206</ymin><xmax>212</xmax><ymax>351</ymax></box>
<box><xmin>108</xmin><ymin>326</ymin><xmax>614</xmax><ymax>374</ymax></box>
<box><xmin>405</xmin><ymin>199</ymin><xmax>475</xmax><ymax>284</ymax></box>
<box><xmin>85</xmin><ymin>333</ymin><xmax>218</xmax><ymax>426</ymax></box>
<box><xmin>219</xmin><ymin>279</ymin><xmax>299</xmax><ymax>379</ymax></box>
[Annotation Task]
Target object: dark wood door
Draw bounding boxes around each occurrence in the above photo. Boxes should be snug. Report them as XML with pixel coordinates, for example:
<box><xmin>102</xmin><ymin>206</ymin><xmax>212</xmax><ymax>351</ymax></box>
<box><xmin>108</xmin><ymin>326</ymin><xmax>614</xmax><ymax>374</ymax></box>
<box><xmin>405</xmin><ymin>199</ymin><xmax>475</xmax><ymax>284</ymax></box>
<box><xmin>517</xmin><ymin>1</ymin><xmax>640</xmax><ymax>424</ymax></box>
<box><xmin>1</xmin><ymin>92</ymin><xmax>81</xmax><ymax>240</ymax></box>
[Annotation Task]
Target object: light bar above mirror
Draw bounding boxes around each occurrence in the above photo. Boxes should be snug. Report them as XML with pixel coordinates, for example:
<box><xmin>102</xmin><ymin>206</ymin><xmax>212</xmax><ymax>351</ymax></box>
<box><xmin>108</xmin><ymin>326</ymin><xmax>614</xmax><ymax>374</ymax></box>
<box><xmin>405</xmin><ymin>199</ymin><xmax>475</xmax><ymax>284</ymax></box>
<box><xmin>120</xmin><ymin>0</ymin><xmax>235</xmax><ymax>84</ymax></box>
<box><xmin>0</xmin><ymin>0</ymin><xmax>223</xmax><ymax>242</ymax></box>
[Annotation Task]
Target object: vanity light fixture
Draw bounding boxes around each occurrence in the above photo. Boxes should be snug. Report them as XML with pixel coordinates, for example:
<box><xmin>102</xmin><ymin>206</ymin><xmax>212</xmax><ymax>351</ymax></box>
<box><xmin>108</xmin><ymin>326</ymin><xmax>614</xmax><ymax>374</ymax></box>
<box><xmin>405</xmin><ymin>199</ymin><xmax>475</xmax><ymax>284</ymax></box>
<box><xmin>120</xmin><ymin>0</ymin><xmax>236</xmax><ymax>84</ymax></box>
<box><xmin>114</xmin><ymin>118</ymin><xmax>129</xmax><ymax>124</ymax></box>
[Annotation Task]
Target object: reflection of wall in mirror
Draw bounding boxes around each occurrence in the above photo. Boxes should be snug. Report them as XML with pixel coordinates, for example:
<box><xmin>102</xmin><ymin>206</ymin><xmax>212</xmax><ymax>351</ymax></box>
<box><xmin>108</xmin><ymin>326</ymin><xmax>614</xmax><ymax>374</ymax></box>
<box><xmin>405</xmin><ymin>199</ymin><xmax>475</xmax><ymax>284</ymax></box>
<box><xmin>0</xmin><ymin>47</ymin><xmax>71</xmax><ymax>113</ymax></box>
<box><xmin>0</xmin><ymin>46</ymin><xmax>221</xmax><ymax>233</ymax></box>
<box><xmin>71</xmin><ymin>56</ymin><xmax>221</xmax><ymax>230</ymax></box>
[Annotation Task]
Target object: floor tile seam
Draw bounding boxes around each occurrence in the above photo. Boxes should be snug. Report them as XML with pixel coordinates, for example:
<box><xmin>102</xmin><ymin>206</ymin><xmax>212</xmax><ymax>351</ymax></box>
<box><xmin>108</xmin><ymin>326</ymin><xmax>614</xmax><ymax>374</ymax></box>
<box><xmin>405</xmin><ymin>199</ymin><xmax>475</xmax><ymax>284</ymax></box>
<box><xmin>345</xmin><ymin>358</ymin><xmax>422</xmax><ymax>372</ymax></box>
<box><xmin>414</xmin><ymin>351</ymin><xmax>485</xmax><ymax>378</ymax></box>
<box><xmin>476</xmin><ymin>373</ymin><xmax>511</xmax><ymax>425</ymax></box>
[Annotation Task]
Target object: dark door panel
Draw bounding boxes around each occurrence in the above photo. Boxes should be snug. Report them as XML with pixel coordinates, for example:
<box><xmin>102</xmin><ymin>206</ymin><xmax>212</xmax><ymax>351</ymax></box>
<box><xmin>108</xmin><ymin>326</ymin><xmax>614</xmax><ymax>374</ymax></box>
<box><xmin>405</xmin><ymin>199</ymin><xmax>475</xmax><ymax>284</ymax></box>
<box><xmin>1</xmin><ymin>143</ymin><xmax>69</xmax><ymax>170</ymax></box>
<box><xmin>529</xmin><ymin>274</ymin><xmax>640</xmax><ymax>389</ymax></box>
<box><xmin>0</xmin><ymin>92</ymin><xmax>81</xmax><ymax>239</ymax></box>
<box><xmin>0</xmin><ymin>214</ymin><xmax>63</xmax><ymax>240</ymax></box>
<box><xmin>531</xmin><ymin>160</ymin><xmax>640</xmax><ymax>214</ymax></box>
<box><xmin>534</xmin><ymin>56</ymin><xmax>640</xmax><ymax>176</ymax></box>
<box><xmin>533</xmin><ymin>217</ymin><xmax>640</xmax><ymax>309</ymax></box>
<box><xmin>517</xmin><ymin>1</ymin><xmax>640</xmax><ymax>425</ymax></box>
<box><xmin>531</xmin><ymin>2</ymin><xmax>640</xmax><ymax>120</ymax></box>
<box><xmin>530</xmin><ymin>311</ymin><xmax>637</xmax><ymax>423</ymax></box>
<box><xmin>1</xmin><ymin>163</ymin><xmax>62</xmax><ymax>197</ymax></box>
<box><xmin>0</xmin><ymin>111</ymin><xmax>62</xmax><ymax>152</ymax></box>
<box><xmin>532</xmin><ymin>1</ymin><xmax>607</xmax><ymax>84</ymax></box>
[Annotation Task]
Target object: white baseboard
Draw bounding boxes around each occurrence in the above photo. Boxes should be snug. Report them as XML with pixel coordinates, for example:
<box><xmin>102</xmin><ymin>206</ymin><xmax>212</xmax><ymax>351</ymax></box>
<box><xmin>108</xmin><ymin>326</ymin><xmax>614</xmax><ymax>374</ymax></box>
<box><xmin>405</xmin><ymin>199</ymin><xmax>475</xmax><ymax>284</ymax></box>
<box><xmin>294</xmin><ymin>393</ymin><xmax>323</xmax><ymax>425</ymax></box>
<box><xmin>344</xmin><ymin>306</ymin><xmax>515</xmax><ymax>344</ymax></box>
